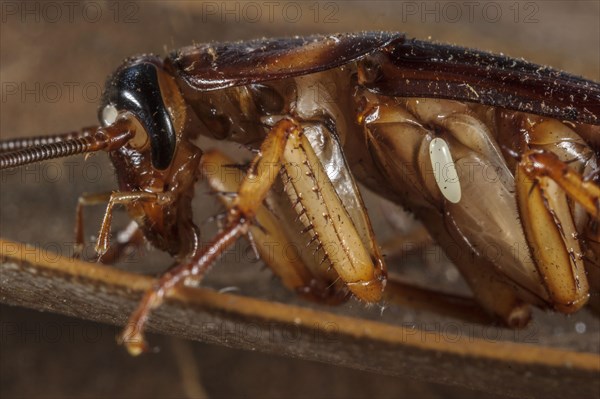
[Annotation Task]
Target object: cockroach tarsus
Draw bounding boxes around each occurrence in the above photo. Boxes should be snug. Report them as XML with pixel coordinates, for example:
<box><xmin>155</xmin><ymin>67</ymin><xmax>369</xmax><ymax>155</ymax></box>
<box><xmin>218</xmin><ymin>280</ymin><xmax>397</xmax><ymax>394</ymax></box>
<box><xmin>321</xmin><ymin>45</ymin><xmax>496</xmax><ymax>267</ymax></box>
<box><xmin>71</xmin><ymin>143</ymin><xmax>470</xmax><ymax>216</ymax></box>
<box><xmin>1</xmin><ymin>32</ymin><xmax>599</xmax><ymax>355</ymax></box>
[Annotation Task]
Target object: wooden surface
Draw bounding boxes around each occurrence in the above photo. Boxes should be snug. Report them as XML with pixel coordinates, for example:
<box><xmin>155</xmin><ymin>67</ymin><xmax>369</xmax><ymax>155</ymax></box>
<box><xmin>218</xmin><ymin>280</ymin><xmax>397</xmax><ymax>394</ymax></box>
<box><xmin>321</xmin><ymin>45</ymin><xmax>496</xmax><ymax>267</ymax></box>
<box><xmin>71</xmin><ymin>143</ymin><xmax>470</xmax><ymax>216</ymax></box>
<box><xmin>1</xmin><ymin>238</ymin><xmax>599</xmax><ymax>398</ymax></box>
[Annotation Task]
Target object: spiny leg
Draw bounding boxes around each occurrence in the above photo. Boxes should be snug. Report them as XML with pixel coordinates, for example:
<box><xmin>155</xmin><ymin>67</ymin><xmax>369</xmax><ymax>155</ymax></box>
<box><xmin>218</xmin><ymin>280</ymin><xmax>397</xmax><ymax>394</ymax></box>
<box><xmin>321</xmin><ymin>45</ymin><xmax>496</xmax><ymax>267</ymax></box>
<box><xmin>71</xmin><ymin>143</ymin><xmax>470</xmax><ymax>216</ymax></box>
<box><xmin>201</xmin><ymin>149</ymin><xmax>349</xmax><ymax>304</ymax></box>
<box><xmin>74</xmin><ymin>192</ymin><xmax>112</xmax><ymax>257</ymax></box>
<box><xmin>119</xmin><ymin>220</ymin><xmax>249</xmax><ymax>355</ymax></box>
<box><xmin>519</xmin><ymin>149</ymin><xmax>600</xmax><ymax>218</ymax></box>
<box><xmin>119</xmin><ymin>118</ymin><xmax>300</xmax><ymax>355</ymax></box>
<box><xmin>76</xmin><ymin>193</ymin><xmax>145</xmax><ymax>263</ymax></box>
<box><xmin>280</xmin><ymin>125</ymin><xmax>387</xmax><ymax>301</ymax></box>
<box><xmin>516</xmin><ymin>149</ymin><xmax>593</xmax><ymax>312</ymax></box>
<box><xmin>95</xmin><ymin>191</ymin><xmax>172</xmax><ymax>255</ymax></box>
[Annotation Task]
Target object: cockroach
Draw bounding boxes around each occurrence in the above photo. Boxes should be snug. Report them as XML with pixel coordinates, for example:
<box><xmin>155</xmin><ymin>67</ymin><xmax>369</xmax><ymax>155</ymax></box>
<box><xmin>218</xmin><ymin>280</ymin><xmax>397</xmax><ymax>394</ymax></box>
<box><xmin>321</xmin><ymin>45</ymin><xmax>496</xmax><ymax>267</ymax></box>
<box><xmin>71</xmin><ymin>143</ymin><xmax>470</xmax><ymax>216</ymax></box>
<box><xmin>1</xmin><ymin>32</ymin><xmax>599</xmax><ymax>355</ymax></box>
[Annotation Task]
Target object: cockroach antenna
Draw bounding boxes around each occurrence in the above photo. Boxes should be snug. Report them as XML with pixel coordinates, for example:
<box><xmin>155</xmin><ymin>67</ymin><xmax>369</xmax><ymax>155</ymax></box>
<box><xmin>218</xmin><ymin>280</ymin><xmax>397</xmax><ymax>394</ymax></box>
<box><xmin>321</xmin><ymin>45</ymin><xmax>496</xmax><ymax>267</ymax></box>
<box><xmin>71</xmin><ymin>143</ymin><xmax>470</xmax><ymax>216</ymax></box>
<box><xmin>0</xmin><ymin>117</ymin><xmax>135</xmax><ymax>170</ymax></box>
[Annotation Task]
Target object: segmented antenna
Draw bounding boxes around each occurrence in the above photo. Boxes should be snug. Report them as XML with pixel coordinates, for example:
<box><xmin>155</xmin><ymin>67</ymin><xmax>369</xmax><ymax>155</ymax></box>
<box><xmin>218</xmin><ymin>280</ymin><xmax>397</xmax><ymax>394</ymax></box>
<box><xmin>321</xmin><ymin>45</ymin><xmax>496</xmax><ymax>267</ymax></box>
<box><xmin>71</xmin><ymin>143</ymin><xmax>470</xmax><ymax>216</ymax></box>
<box><xmin>0</xmin><ymin>135</ymin><xmax>106</xmax><ymax>170</ymax></box>
<box><xmin>0</xmin><ymin>118</ymin><xmax>135</xmax><ymax>170</ymax></box>
<box><xmin>0</xmin><ymin>128</ymin><xmax>97</xmax><ymax>153</ymax></box>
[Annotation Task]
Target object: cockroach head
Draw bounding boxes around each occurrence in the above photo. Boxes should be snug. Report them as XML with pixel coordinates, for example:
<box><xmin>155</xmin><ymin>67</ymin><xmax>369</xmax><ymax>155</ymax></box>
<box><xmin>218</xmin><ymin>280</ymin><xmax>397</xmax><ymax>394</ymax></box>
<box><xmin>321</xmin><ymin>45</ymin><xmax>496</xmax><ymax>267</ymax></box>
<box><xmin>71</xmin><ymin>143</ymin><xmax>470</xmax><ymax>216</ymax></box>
<box><xmin>99</xmin><ymin>55</ymin><xmax>187</xmax><ymax>170</ymax></box>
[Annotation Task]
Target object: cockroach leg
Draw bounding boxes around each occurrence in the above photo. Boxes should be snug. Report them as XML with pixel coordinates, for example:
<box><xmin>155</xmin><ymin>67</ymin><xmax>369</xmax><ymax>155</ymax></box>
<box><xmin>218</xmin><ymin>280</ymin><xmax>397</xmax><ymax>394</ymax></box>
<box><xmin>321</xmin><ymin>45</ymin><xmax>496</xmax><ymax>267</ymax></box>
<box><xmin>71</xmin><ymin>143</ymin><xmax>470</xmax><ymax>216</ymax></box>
<box><xmin>120</xmin><ymin>118</ymin><xmax>300</xmax><ymax>354</ymax></box>
<box><xmin>383</xmin><ymin>276</ymin><xmax>495</xmax><ymax>325</ymax></box>
<box><xmin>501</xmin><ymin>118</ymin><xmax>598</xmax><ymax>313</ymax></box>
<box><xmin>519</xmin><ymin>150</ymin><xmax>600</xmax><ymax>219</ymax></box>
<box><xmin>204</xmin><ymin>115</ymin><xmax>389</xmax><ymax>304</ymax></box>
<box><xmin>96</xmin><ymin>221</ymin><xmax>145</xmax><ymax>265</ymax></box>
<box><xmin>452</xmin><ymin>255</ymin><xmax>533</xmax><ymax>328</ymax></box>
<box><xmin>95</xmin><ymin>191</ymin><xmax>172</xmax><ymax>256</ymax></box>
<box><xmin>516</xmin><ymin>148</ymin><xmax>594</xmax><ymax>313</ymax></box>
<box><xmin>74</xmin><ymin>192</ymin><xmax>112</xmax><ymax>257</ymax></box>
<box><xmin>201</xmin><ymin>149</ymin><xmax>350</xmax><ymax>305</ymax></box>
<box><xmin>119</xmin><ymin>220</ymin><xmax>249</xmax><ymax>355</ymax></box>
<box><xmin>281</xmin><ymin>125</ymin><xmax>386</xmax><ymax>302</ymax></box>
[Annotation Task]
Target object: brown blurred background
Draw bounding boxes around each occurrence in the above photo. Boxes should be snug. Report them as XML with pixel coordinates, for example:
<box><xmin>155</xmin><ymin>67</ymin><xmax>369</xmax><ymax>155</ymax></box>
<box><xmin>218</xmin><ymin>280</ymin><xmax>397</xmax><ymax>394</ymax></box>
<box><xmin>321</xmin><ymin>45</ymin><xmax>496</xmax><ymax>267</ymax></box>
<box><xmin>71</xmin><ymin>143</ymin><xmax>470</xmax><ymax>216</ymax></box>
<box><xmin>1</xmin><ymin>1</ymin><xmax>599</xmax><ymax>398</ymax></box>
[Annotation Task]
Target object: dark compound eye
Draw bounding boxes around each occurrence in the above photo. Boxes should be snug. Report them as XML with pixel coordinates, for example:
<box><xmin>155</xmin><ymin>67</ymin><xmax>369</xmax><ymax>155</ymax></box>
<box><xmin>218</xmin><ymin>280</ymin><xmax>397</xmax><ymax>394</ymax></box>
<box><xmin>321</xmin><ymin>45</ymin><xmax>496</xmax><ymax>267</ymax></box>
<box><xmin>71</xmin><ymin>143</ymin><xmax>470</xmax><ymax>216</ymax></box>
<box><xmin>100</xmin><ymin>58</ymin><xmax>176</xmax><ymax>170</ymax></box>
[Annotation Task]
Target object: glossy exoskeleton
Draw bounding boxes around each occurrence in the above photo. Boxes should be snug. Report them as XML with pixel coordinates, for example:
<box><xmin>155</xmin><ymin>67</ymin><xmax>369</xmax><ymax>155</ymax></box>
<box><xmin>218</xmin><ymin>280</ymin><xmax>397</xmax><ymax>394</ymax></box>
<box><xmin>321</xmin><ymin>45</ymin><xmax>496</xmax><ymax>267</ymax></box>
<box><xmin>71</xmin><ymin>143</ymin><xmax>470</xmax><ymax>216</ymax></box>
<box><xmin>1</xmin><ymin>32</ymin><xmax>599</xmax><ymax>354</ymax></box>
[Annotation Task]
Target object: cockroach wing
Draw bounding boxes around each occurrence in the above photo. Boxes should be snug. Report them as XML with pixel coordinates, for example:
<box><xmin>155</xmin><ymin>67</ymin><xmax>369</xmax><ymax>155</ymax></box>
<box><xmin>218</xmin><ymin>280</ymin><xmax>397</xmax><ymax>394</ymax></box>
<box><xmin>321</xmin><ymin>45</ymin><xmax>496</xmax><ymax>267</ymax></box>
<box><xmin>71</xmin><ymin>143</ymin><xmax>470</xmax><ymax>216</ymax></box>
<box><xmin>167</xmin><ymin>32</ymin><xmax>402</xmax><ymax>91</ymax></box>
<box><xmin>359</xmin><ymin>39</ymin><xmax>600</xmax><ymax>125</ymax></box>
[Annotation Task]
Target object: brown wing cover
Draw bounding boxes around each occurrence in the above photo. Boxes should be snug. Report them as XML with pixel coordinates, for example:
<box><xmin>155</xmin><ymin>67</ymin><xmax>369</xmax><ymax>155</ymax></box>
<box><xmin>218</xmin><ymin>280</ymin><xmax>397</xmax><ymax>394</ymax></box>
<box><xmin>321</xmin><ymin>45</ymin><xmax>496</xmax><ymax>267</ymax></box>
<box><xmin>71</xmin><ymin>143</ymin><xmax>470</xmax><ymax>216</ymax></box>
<box><xmin>361</xmin><ymin>39</ymin><xmax>600</xmax><ymax>125</ymax></box>
<box><xmin>168</xmin><ymin>32</ymin><xmax>599</xmax><ymax>125</ymax></box>
<box><xmin>167</xmin><ymin>32</ymin><xmax>402</xmax><ymax>91</ymax></box>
